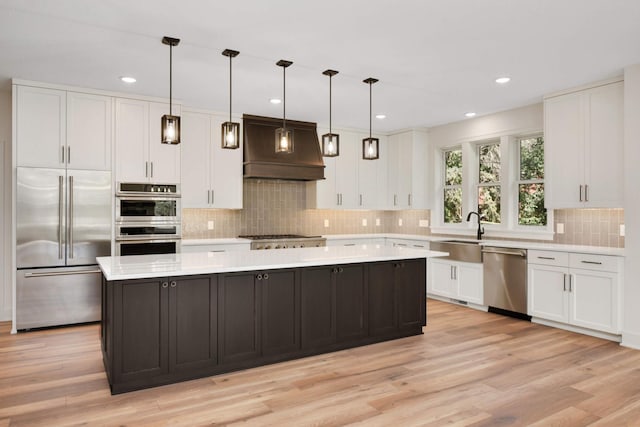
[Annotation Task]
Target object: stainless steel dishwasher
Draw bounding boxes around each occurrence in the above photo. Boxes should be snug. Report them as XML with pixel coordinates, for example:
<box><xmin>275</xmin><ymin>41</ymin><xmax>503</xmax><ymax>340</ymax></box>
<box><xmin>482</xmin><ymin>246</ymin><xmax>530</xmax><ymax>320</ymax></box>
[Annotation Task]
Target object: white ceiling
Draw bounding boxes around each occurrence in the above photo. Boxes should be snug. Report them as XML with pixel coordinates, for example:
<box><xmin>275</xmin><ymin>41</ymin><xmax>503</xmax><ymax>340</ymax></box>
<box><xmin>1</xmin><ymin>0</ymin><xmax>639</xmax><ymax>133</ymax></box>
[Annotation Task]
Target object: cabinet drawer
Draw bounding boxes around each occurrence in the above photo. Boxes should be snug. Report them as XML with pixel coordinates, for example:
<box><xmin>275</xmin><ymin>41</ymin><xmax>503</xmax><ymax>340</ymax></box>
<box><xmin>569</xmin><ymin>253</ymin><xmax>621</xmax><ymax>273</ymax></box>
<box><xmin>528</xmin><ymin>250</ymin><xmax>568</xmax><ymax>267</ymax></box>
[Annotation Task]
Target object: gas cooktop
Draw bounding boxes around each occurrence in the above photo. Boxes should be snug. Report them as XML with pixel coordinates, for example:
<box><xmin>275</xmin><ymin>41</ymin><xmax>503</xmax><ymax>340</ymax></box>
<box><xmin>238</xmin><ymin>234</ymin><xmax>326</xmax><ymax>250</ymax></box>
<box><xmin>238</xmin><ymin>234</ymin><xmax>321</xmax><ymax>240</ymax></box>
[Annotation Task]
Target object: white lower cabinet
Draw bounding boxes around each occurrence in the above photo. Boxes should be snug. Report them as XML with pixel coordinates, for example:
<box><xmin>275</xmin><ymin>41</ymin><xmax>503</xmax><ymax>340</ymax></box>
<box><xmin>528</xmin><ymin>250</ymin><xmax>622</xmax><ymax>335</ymax></box>
<box><xmin>428</xmin><ymin>259</ymin><xmax>483</xmax><ymax>305</ymax></box>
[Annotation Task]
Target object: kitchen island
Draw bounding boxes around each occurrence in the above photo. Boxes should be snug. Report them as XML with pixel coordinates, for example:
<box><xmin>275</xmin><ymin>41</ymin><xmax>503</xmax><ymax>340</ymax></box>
<box><xmin>97</xmin><ymin>245</ymin><xmax>447</xmax><ymax>394</ymax></box>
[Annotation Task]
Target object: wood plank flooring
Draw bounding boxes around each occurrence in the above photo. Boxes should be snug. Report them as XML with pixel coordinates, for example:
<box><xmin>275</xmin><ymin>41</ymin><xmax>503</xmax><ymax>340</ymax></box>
<box><xmin>2</xmin><ymin>299</ymin><xmax>640</xmax><ymax>426</ymax></box>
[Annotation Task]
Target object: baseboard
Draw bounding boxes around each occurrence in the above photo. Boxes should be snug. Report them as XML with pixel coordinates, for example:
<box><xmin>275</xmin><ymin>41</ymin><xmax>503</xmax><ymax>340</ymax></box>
<box><xmin>532</xmin><ymin>317</ymin><xmax>621</xmax><ymax>342</ymax></box>
<box><xmin>621</xmin><ymin>330</ymin><xmax>640</xmax><ymax>350</ymax></box>
<box><xmin>427</xmin><ymin>294</ymin><xmax>488</xmax><ymax>312</ymax></box>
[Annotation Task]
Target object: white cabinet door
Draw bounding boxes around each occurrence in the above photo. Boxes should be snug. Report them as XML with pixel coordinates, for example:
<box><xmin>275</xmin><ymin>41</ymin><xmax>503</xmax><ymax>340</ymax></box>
<box><xmin>457</xmin><ymin>263</ymin><xmax>483</xmax><ymax>305</ymax></box>
<box><xmin>16</xmin><ymin>85</ymin><xmax>66</xmax><ymax>168</ymax></box>
<box><xmin>148</xmin><ymin>102</ymin><xmax>181</xmax><ymax>184</ymax></box>
<box><xmin>181</xmin><ymin>111</ymin><xmax>211</xmax><ymax>208</ymax></box>
<box><xmin>210</xmin><ymin>114</ymin><xmax>243</xmax><ymax>209</ymax></box>
<box><xmin>584</xmin><ymin>82</ymin><xmax>624</xmax><ymax>208</ymax></box>
<box><xmin>528</xmin><ymin>264</ymin><xmax>569</xmax><ymax>323</ymax></box>
<box><xmin>358</xmin><ymin>134</ymin><xmax>387</xmax><ymax>209</ymax></box>
<box><xmin>410</xmin><ymin>130</ymin><xmax>429</xmax><ymax>209</ymax></box>
<box><xmin>66</xmin><ymin>92</ymin><xmax>112</xmax><ymax>171</ymax></box>
<box><xmin>316</xmin><ymin>155</ymin><xmax>337</xmax><ymax>208</ymax></box>
<box><xmin>429</xmin><ymin>259</ymin><xmax>454</xmax><ymax>298</ymax></box>
<box><xmin>335</xmin><ymin>132</ymin><xmax>358</xmax><ymax>208</ymax></box>
<box><xmin>544</xmin><ymin>91</ymin><xmax>584</xmax><ymax>208</ymax></box>
<box><xmin>570</xmin><ymin>269</ymin><xmax>619</xmax><ymax>334</ymax></box>
<box><xmin>115</xmin><ymin>98</ymin><xmax>149</xmax><ymax>182</ymax></box>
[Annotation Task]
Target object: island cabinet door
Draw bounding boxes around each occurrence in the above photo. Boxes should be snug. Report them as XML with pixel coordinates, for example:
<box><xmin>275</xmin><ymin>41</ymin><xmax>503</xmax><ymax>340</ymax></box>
<box><xmin>112</xmin><ymin>278</ymin><xmax>170</xmax><ymax>384</ymax></box>
<box><xmin>168</xmin><ymin>275</ymin><xmax>218</xmax><ymax>373</ymax></box>
<box><xmin>218</xmin><ymin>272</ymin><xmax>261</xmax><ymax>364</ymax></box>
<box><xmin>397</xmin><ymin>259</ymin><xmax>427</xmax><ymax>331</ymax></box>
<box><xmin>300</xmin><ymin>267</ymin><xmax>336</xmax><ymax>350</ymax></box>
<box><xmin>368</xmin><ymin>262</ymin><xmax>398</xmax><ymax>337</ymax></box>
<box><xmin>335</xmin><ymin>264</ymin><xmax>368</xmax><ymax>342</ymax></box>
<box><xmin>261</xmin><ymin>269</ymin><xmax>300</xmax><ymax>356</ymax></box>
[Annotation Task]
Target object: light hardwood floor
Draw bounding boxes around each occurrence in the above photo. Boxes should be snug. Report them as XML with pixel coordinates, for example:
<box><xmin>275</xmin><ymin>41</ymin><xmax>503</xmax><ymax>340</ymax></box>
<box><xmin>2</xmin><ymin>299</ymin><xmax>640</xmax><ymax>426</ymax></box>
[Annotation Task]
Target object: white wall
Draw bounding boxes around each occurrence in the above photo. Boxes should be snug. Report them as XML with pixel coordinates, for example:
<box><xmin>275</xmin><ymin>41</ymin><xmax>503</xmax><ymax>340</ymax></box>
<box><xmin>427</xmin><ymin>103</ymin><xmax>543</xmax><ymax>148</ymax></box>
<box><xmin>0</xmin><ymin>89</ymin><xmax>12</xmax><ymax>321</ymax></box>
<box><xmin>622</xmin><ymin>64</ymin><xmax>640</xmax><ymax>349</ymax></box>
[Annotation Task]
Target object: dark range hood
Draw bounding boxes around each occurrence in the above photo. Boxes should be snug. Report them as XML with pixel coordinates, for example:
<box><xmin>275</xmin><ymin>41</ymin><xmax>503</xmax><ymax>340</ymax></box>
<box><xmin>243</xmin><ymin>114</ymin><xmax>325</xmax><ymax>181</ymax></box>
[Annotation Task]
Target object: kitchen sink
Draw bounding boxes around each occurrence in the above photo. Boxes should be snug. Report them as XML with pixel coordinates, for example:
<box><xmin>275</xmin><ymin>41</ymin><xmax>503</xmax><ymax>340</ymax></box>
<box><xmin>429</xmin><ymin>240</ymin><xmax>482</xmax><ymax>263</ymax></box>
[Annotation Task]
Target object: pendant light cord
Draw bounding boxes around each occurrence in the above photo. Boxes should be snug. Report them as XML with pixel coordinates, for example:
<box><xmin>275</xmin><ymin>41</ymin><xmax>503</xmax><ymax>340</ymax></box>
<box><xmin>283</xmin><ymin>66</ymin><xmax>286</xmax><ymax>128</ymax></box>
<box><xmin>229</xmin><ymin>54</ymin><xmax>232</xmax><ymax>123</ymax></box>
<box><xmin>169</xmin><ymin>43</ymin><xmax>173</xmax><ymax>116</ymax></box>
<box><xmin>329</xmin><ymin>75</ymin><xmax>332</xmax><ymax>134</ymax></box>
<box><xmin>369</xmin><ymin>81</ymin><xmax>372</xmax><ymax>139</ymax></box>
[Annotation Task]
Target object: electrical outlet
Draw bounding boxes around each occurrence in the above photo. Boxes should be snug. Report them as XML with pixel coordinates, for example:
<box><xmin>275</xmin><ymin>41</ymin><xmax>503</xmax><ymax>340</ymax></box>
<box><xmin>207</xmin><ymin>220</ymin><xmax>214</xmax><ymax>230</ymax></box>
<box><xmin>375</xmin><ymin>218</ymin><xmax>381</xmax><ymax>226</ymax></box>
<box><xmin>324</xmin><ymin>219</ymin><xmax>330</xmax><ymax>228</ymax></box>
<box><xmin>556</xmin><ymin>223</ymin><xmax>564</xmax><ymax>234</ymax></box>
<box><xmin>419</xmin><ymin>219</ymin><xmax>429</xmax><ymax>228</ymax></box>
<box><xmin>362</xmin><ymin>218</ymin><xmax>367</xmax><ymax>227</ymax></box>
<box><xmin>398</xmin><ymin>219</ymin><xmax>403</xmax><ymax>226</ymax></box>
<box><xmin>620</xmin><ymin>224</ymin><xmax>625</xmax><ymax>236</ymax></box>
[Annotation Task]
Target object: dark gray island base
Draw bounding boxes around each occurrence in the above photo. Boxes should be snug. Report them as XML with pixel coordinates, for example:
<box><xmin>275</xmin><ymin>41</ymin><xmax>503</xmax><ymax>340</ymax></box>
<box><xmin>101</xmin><ymin>259</ymin><xmax>426</xmax><ymax>394</ymax></box>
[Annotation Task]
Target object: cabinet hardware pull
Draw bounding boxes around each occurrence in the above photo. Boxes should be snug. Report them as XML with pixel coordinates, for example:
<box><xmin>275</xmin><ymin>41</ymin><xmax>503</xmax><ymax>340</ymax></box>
<box><xmin>150</xmin><ymin>162</ymin><xmax>154</xmax><ymax>178</ymax></box>
<box><xmin>585</xmin><ymin>184</ymin><xmax>589</xmax><ymax>202</ymax></box>
<box><xmin>61</xmin><ymin>146</ymin><xmax>65</xmax><ymax>163</ymax></box>
<box><xmin>538</xmin><ymin>256</ymin><xmax>555</xmax><ymax>260</ymax></box>
<box><xmin>450</xmin><ymin>265</ymin><xmax>454</xmax><ymax>280</ymax></box>
<box><xmin>563</xmin><ymin>274</ymin><xmax>567</xmax><ymax>291</ymax></box>
<box><xmin>569</xmin><ymin>275</ymin><xmax>573</xmax><ymax>292</ymax></box>
<box><xmin>580</xmin><ymin>260</ymin><xmax>603</xmax><ymax>265</ymax></box>
<box><xmin>207</xmin><ymin>190</ymin><xmax>210</xmax><ymax>204</ymax></box>
<box><xmin>332</xmin><ymin>267</ymin><xmax>337</xmax><ymax>273</ymax></box>
<box><xmin>211</xmin><ymin>190</ymin><xmax>214</xmax><ymax>204</ymax></box>
<box><xmin>579</xmin><ymin>185</ymin><xmax>583</xmax><ymax>202</ymax></box>
<box><xmin>344</xmin><ymin>243</ymin><xmax>356</xmax><ymax>246</ymax></box>
<box><xmin>145</xmin><ymin>161</ymin><xmax>149</xmax><ymax>177</ymax></box>
<box><xmin>263</xmin><ymin>273</ymin><xmax>269</xmax><ymax>280</ymax></box>
<box><xmin>24</xmin><ymin>269</ymin><xmax>101</xmax><ymax>278</ymax></box>
<box><xmin>408</xmin><ymin>194</ymin><xmax>412</xmax><ymax>206</ymax></box>
<box><xmin>453</xmin><ymin>266</ymin><xmax>457</xmax><ymax>280</ymax></box>
<box><xmin>170</xmin><ymin>281</ymin><xmax>176</xmax><ymax>287</ymax></box>
<box><xmin>67</xmin><ymin>146</ymin><xmax>71</xmax><ymax>164</ymax></box>
<box><xmin>256</xmin><ymin>274</ymin><xmax>262</xmax><ymax>280</ymax></box>
<box><xmin>394</xmin><ymin>194</ymin><xmax>397</xmax><ymax>206</ymax></box>
<box><xmin>162</xmin><ymin>282</ymin><xmax>168</xmax><ymax>288</ymax></box>
<box><xmin>359</xmin><ymin>194</ymin><xmax>363</xmax><ymax>206</ymax></box>
<box><xmin>338</xmin><ymin>267</ymin><xmax>343</xmax><ymax>273</ymax></box>
<box><xmin>336</xmin><ymin>193</ymin><xmax>340</xmax><ymax>206</ymax></box>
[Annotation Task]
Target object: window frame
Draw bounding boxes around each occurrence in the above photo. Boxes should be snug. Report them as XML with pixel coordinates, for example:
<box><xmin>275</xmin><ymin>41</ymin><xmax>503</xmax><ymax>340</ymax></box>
<box><xmin>442</xmin><ymin>146</ymin><xmax>463</xmax><ymax>225</ymax></box>
<box><xmin>475</xmin><ymin>140</ymin><xmax>502</xmax><ymax>225</ymax></box>
<box><xmin>515</xmin><ymin>133</ymin><xmax>549</xmax><ymax>229</ymax></box>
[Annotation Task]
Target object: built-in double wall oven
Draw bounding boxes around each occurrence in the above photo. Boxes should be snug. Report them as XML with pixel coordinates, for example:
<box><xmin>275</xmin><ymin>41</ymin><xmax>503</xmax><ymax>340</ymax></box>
<box><xmin>115</xmin><ymin>183</ymin><xmax>181</xmax><ymax>256</ymax></box>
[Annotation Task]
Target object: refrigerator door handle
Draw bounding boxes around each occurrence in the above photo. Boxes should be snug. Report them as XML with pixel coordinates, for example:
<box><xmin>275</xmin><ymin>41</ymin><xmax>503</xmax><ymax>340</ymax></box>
<box><xmin>24</xmin><ymin>269</ymin><xmax>102</xmax><ymax>278</ymax></box>
<box><xmin>58</xmin><ymin>175</ymin><xmax>64</xmax><ymax>259</ymax></box>
<box><xmin>68</xmin><ymin>175</ymin><xmax>74</xmax><ymax>259</ymax></box>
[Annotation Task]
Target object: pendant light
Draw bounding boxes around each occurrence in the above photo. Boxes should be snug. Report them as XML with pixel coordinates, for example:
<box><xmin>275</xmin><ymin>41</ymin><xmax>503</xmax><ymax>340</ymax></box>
<box><xmin>362</xmin><ymin>77</ymin><xmax>379</xmax><ymax>160</ymax></box>
<box><xmin>321</xmin><ymin>69</ymin><xmax>339</xmax><ymax>157</ymax></box>
<box><xmin>161</xmin><ymin>36</ymin><xmax>181</xmax><ymax>145</ymax></box>
<box><xmin>221</xmin><ymin>49</ymin><xmax>240</xmax><ymax>149</ymax></box>
<box><xmin>275</xmin><ymin>59</ymin><xmax>294</xmax><ymax>154</ymax></box>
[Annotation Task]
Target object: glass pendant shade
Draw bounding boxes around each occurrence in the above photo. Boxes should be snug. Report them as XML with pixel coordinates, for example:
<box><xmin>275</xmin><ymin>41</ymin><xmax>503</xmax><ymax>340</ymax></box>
<box><xmin>322</xmin><ymin>133</ymin><xmax>339</xmax><ymax>157</ymax></box>
<box><xmin>161</xmin><ymin>114</ymin><xmax>181</xmax><ymax>145</ymax></box>
<box><xmin>275</xmin><ymin>127</ymin><xmax>294</xmax><ymax>153</ymax></box>
<box><xmin>221</xmin><ymin>121</ymin><xmax>240</xmax><ymax>149</ymax></box>
<box><xmin>362</xmin><ymin>137</ymin><xmax>379</xmax><ymax>160</ymax></box>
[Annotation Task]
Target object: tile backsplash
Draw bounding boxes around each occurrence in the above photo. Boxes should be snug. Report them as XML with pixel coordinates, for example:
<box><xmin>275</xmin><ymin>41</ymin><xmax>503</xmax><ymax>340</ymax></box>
<box><xmin>182</xmin><ymin>180</ymin><xmax>624</xmax><ymax>248</ymax></box>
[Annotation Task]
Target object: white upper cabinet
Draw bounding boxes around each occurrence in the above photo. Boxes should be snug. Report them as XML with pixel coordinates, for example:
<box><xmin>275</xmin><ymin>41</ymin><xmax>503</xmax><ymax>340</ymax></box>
<box><xmin>387</xmin><ymin>130</ymin><xmax>429</xmax><ymax>210</ymax></box>
<box><xmin>66</xmin><ymin>92</ymin><xmax>112</xmax><ymax>170</ymax></box>
<box><xmin>115</xmin><ymin>98</ymin><xmax>181</xmax><ymax>184</ymax></box>
<box><xmin>181</xmin><ymin>111</ymin><xmax>243</xmax><ymax>209</ymax></box>
<box><xmin>544</xmin><ymin>80</ymin><xmax>623</xmax><ymax>208</ymax></box>
<box><xmin>16</xmin><ymin>85</ymin><xmax>66</xmax><ymax>168</ymax></box>
<box><xmin>314</xmin><ymin>129</ymin><xmax>386</xmax><ymax>210</ymax></box>
<box><xmin>16</xmin><ymin>85</ymin><xmax>112</xmax><ymax>170</ymax></box>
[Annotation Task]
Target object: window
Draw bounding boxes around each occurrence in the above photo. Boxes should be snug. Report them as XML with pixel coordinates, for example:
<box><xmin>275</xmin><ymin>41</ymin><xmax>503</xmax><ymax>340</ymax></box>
<box><xmin>443</xmin><ymin>148</ymin><xmax>462</xmax><ymax>223</ymax></box>
<box><xmin>477</xmin><ymin>142</ymin><xmax>501</xmax><ymax>224</ymax></box>
<box><xmin>518</xmin><ymin>135</ymin><xmax>547</xmax><ymax>225</ymax></box>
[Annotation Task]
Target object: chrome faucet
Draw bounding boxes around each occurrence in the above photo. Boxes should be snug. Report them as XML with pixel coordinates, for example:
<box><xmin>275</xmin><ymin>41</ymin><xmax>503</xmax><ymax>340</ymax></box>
<box><xmin>466</xmin><ymin>210</ymin><xmax>485</xmax><ymax>240</ymax></box>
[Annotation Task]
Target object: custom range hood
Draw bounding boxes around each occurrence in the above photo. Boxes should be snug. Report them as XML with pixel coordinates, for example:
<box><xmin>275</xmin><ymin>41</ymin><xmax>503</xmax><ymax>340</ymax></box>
<box><xmin>243</xmin><ymin>114</ymin><xmax>325</xmax><ymax>181</ymax></box>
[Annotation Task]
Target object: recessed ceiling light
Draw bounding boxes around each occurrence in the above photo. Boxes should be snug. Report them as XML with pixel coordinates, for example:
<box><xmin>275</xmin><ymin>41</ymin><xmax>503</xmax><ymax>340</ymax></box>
<box><xmin>120</xmin><ymin>76</ymin><xmax>136</xmax><ymax>83</ymax></box>
<box><xmin>375</xmin><ymin>114</ymin><xmax>386</xmax><ymax>119</ymax></box>
<box><xmin>465</xmin><ymin>112</ymin><xmax>476</xmax><ymax>118</ymax></box>
<box><xmin>270</xmin><ymin>98</ymin><xmax>282</xmax><ymax>104</ymax></box>
<box><xmin>495</xmin><ymin>77</ymin><xmax>511</xmax><ymax>84</ymax></box>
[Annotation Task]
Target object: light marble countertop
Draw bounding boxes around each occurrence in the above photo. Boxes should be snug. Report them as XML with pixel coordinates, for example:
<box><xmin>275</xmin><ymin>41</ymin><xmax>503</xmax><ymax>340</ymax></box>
<box><xmin>98</xmin><ymin>245</ymin><xmax>448</xmax><ymax>281</ymax></box>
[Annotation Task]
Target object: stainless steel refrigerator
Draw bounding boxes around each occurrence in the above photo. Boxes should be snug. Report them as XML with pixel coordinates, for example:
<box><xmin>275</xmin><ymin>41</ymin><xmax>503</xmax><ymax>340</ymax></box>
<box><xmin>16</xmin><ymin>167</ymin><xmax>111</xmax><ymax>330</ymax></box>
